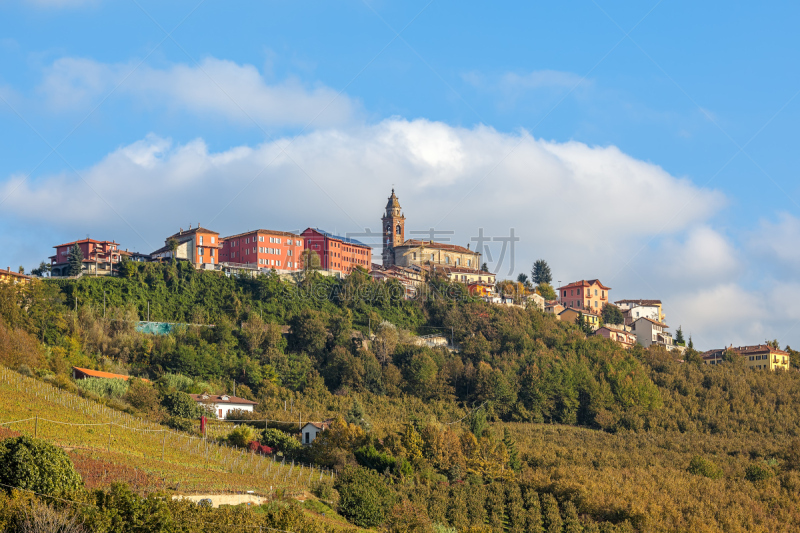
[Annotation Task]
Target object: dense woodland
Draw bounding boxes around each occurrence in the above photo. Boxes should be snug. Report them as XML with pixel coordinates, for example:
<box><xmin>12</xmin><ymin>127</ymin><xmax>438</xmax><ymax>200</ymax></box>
<box><xmin>2</xmin><ymin>261</ymin><xmax>800</xmax><ymax>532</ymax></box>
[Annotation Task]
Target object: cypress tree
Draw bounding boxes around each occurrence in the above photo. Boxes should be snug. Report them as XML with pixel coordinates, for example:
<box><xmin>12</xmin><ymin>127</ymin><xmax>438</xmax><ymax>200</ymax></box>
<box><xmin>541</xmin><ymin>493</ymin><xmax>563</xmax><ymax>533</ymax></box>
<box><xmin>68</xmin><ymin>243</ymin><xmax>83</xmax><ymax>276</ymax></box>
<box><xmin>532</xmin><ymin>259</ymin><xmax>553</xmax><ymax>285</ymax></box>
<box><xmin>503</xmin><ymin>428</ymin><xmax>522</xmax><ymax>472</ymax></box>
<box><xmin>523</xmin><ymin>487</ymin><xmax>544</xmax><ymax>533</ymax></box>
<box><xmin>562</xmin><ymin>500</ymin><xmax>583</xmax><ymax>533</ymax></box>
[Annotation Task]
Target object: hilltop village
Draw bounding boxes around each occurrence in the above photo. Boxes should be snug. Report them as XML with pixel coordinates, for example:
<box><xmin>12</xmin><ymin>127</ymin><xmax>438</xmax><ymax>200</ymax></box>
<box><xmin>2</xmin><ymin>189</ymin><xmax>791</xmax><ymax>369</ymax></box>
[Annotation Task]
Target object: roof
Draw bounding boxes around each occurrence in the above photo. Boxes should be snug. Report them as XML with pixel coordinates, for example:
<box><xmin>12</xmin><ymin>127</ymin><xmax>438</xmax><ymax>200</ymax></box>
<box><xmin>385</xmin><ymin>189</ymin><xmax>401</xmax><ymax>211</ymax></box>
<box><xmin>558</xmin><ymin>279</ymin><xmax>612</xmax><ymax>291</ymax></box>
<box><xmin>397</xmin><ymin>239</ymin><xmax>478</xmax><ymax>255</ymax></box>
<box><xmin>167</xmin><ymin>226</ymin><xmax>220</xmax><ymax>240</ymax></box>
<box><xmin>632</xmin><ymin>316</ymin><xmax>668</xmax><ymax>328</ymax></box>
<box><xmin>615</xmin><ymin>299</ymin><xmax>662</xmax><ymax>306</ymax></box>
<box><xmin>0</xmin><ymin>268</ymin><xmax>32</xmax><ymax>280</ymax></box>
<box><xmin>73</xmin><ymin>367</ymin><xmax>148</xmax><ymax>382</ymax></box>
<box><xmin>302</xmin><ymin>419</ymin><xmax>333</xmax><ymax>430</ymax></box>
<box><xmin>597</xmin><ymin>325</ymin><xmax>632</xmax><ymax>333</ymax></box>
<box><xmin>54</xmin><ymin>238</ymin><xmax>119</xmax><ymax>249</ymax></box>
<box><xmin>701</xmin><ymin>344</ymin><xmax>790</xmax><ymax>359</ymax></box>
<box><xmin>440</xmin><ymin>265</ymin><xmax>493</xmax><ymax>275</ymax></box>
<box><xmin>302</xmin><ymin>228</ymin><xmax>370</xmax><ymax>248</ymax></box>
<box><xmin>220</xmin><ymin>229</ymin><xmax>303</xmax><ymax>241</ymax></box>
<box><xmin>559</xmin><ymin>307</ymin><xmax>599</xmax><ymax>317</ymax></box>
<box><xmin>189</xmin><ymin>392</ymin><xmax>257</xmax><ymax>405</ymax></box>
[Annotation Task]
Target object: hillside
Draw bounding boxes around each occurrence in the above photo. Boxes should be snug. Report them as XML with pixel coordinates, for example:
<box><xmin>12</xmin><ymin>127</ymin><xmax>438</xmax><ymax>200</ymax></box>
<box><xmin>3</xmin><ymin>263</ymin><xmax>800</xmax><ymax>531</ymax></box>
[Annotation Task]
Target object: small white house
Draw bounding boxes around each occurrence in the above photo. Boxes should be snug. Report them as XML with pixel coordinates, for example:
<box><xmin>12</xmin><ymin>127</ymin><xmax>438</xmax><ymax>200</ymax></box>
<box><xmin>189</xmin><ymin>392</ymin><xmax>257</xmax><ymax>419</ymax></box>
<box><xmin>301</xmin><ymin>420</ymin><xmax>332</xmax><ymax>445</ymax></box>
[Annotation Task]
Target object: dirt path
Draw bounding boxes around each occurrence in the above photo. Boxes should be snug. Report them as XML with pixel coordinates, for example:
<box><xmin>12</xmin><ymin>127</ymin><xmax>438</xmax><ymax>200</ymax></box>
<box><xmin>172</xmin><ymin>494</ymin><xmax>269</xmax><ymax>508</ymax></box>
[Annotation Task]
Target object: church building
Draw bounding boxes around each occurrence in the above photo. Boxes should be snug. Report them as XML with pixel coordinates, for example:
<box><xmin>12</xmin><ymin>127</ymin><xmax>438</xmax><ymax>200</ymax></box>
<box><xmin>381</xmin><ymin>189</ymin><xmax>482</xmax><ymax>271</ymax></box>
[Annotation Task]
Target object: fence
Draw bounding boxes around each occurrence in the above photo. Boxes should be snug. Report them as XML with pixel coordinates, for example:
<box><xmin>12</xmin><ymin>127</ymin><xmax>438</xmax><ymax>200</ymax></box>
<box><xmin>0</xmin><ymin>366</ymin><xmax>333</xmax><ymax>495</ymax></box>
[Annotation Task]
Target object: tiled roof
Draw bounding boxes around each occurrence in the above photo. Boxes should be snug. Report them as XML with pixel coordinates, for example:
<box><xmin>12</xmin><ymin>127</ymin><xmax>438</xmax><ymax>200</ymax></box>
<box><xmin>167</xmin><ymin>226</ymin><xmax>220</xmax><ymax>240</ymax></box>
<box><xmin>615</xmin><ymin>299</ymin><xmax>662</xmax><ymax>306</ymax></box>
<box><xmin>54</xmin><ymin>238</ymin><xmax>119</xmax><ymax>248</ymax></box>
<box><xmin>558</xmin><ymin>279</ymin><xmax>612</xmax><ymax>291</ymax></box>
<box><xmin>632</xmin><ymin>316</ymin><xmax>668</xmax><ymax>328</ymax></box>
<box><xmin>73</xmin><ymin>367</ymin><xmax>148</xmax><ymax>382</ymax></box>
<box><xmin>303</xmin><ymin>419</ymin><xmax>333</xmax><ymax>430</ymax></box>
<box><xmin>702</xmin><ymin>344</ymin><xmax>789</xmax><ymax>359</ymax></box>
<box><xmin>220</xmin><ymin>229</ymin><xmax>303</xmax><ymax>241</ymax></box>
<box><xmin>189</xmin><ymin>393</ymin><xmax>257</xmax><ymax>405</ymax></box>
<box><xmin>398</xmin><ymin>239</ymin><xmax>477</xmax><ymax>255</ymax></box>
<box><xmin>0</xmin><ymin>268</ymin><xmax>32</xmax><ymax>280</ymax></box>
<box><xmin>303</xmin><ymin>228</ymin><xmax>370</xmax><ymax>247</ymax></box>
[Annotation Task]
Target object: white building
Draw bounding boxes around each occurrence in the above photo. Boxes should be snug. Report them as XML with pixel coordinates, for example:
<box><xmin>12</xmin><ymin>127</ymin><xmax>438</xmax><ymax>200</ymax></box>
<box><xmin>615</xmin><ymin>299</ymin><xmax>665</xmax><ymax>325</ymax></box>
<box><xmin>301</xmin><ymin>420</ymin><xmax>332</xmax><ymax>445</ymax></box>
<box><xmin>189</xmin><ymin>392</ymin><xmax>257</xmax><ymax>419</ymax></box>
<box><xmin>631</xmin><ymin>317</ymin><xmax>674</xmax><ymax>350</ymax></box>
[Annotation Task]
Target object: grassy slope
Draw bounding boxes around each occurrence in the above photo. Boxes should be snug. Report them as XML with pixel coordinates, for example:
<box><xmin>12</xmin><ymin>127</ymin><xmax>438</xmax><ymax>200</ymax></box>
<box><xmin>0</xmin><ymin>366</ymin><xmax>324</xmax><ymax>496</ymax></box>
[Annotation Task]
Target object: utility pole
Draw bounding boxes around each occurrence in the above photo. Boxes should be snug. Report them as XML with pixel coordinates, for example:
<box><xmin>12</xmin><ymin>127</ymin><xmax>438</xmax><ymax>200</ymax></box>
<box><xmin>103</xmin><ymin>291</ymin><xmax>106</xmax><ymax>318</ymax></box>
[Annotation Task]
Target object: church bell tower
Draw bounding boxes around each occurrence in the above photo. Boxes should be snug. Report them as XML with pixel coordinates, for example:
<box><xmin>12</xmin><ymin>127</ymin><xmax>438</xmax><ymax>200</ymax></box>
<box><xmin>382</xmin><ymin>189</ymin><xmax>405</xmax><ymax>267</ymax></box>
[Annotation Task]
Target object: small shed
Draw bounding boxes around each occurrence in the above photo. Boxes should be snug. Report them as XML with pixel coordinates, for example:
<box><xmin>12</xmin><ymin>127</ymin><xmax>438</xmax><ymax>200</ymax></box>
<box><xmin>301</xmin><ymin>419</ymin><xmax>333</xmax><ymax>445</ymax></box>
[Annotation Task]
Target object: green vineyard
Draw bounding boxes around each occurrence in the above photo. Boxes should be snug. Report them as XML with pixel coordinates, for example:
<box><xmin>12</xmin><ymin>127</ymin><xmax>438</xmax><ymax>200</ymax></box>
<box><xmin>0</xmin><ymin>366</ymin><xmax>329</xmax><ymax>496</ymax></box>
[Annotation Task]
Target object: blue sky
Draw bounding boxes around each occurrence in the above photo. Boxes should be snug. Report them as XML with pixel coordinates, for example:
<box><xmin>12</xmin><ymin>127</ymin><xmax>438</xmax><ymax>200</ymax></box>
<box><xmin>2</xmin><ymin>0</ymin><xmax>800</xmax><ymax>349</ymax></box>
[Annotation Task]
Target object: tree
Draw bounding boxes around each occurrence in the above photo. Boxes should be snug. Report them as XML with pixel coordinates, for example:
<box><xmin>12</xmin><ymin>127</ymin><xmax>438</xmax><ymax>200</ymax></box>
<box><xmin>531</xmin><ymin>259</ymin><xmax>552</xmax><ymax>285</ymax></box>
<box><xmin>0</xmin><ymin>436</ymin><xmax>83</xmax><ymax>497</ymax></box>
<box><xmin>675</xmin><ymin>326</ymin><xmax>685</xmax><ymax>346</ymax></box>
<box><xmin>503</xmin><ymin>428</ymin><xmax>522</xmax><ymax>472</ymax></box>
<box><xmin>167</xmin><ymin>238</ymin><xmax>179</xmax><ymax>262</ymax></box>
<box><xmin>30</xmin><ymin>261</ymin><xmax>50</xmax><ymax>277</ymax></box>
<box><xmin>161</xmin><ymin>391</ymin><xmax>203</xmax><ymax>419</ymax></box>
<box><xmin>601</xmin><ymin>304</ymin><xmax>624</xmax><ymax>325</ymax></box>
<box><xmin>345</xmin><ymin>398</ymin><xmax>371</xmax><ymax>430</ymax></box>
<box><xmin>540</xmin><ymin>493</ymin><xmax>562</xmax><ymax>533</ymax></box>
<box><xmin>481</xmin><ymin>263</ymin><xmax>489</xmax><ymax>272</ymax></box>
<box><xmin>334</xmin><ymin>465</ymin><xmax>396</xmax><ymax>528</ymax></box>
<box><xmin>18</xmin><ymin>266</ymin><xmax>24</xmax><ymax>274</ymax></box>
<box><xmin>68</xmin><ymin>244</ymin><xmax>84</xmax><ymax>276</ymax></box>
<box><xmin>300</xmin><ymin>249</ymin><xmax>321</xmax><ymax>273</ymax></box>
<box><xmin>227</xmin><ymin>425</ymin><xmax>256</xmax><ymax>447</ymax></box>
<box><xmin>260</xmin><ymin>428</ymin><xmax>302</xmax><ymax>456</ymax></box>
<box><xmin>688</xmin><ymin>336</ymin><xmax>694</xmax><ymax>350</ymax></box>
<box><xmin>290</xmin><ymin>309</ymin><xmax>328</xmax><ymax>356</ymax></box>
<box><xmin>517</xmin><ymin>273</ymin><xmax>529</xmax><ymax>286</ymax></box>
<box><xmin>536</xmin><ymin>283</ymin><xmax>556</xmax><ymax>301</ymax></box>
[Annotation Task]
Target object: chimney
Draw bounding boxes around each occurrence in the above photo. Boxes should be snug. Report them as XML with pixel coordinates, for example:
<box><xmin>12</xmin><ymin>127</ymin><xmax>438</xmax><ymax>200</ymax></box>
<box><xmin>189</xmin><ymin>224</ymin><xmax>192</xmax><ymax>229</ymax></box>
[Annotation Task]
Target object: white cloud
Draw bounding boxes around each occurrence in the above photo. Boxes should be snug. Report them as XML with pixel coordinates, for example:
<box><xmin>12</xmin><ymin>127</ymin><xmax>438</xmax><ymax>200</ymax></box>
<box><xmin>653</xmin><ymin>226</ymin><xmax>741</xmax><ymax>286</ymax></box>
<box><xmin>38</xmin><ymin>57</ymin><xmax>358</xmax><ymax>127</ymax></box>
<box><xmin>748</xmin><ymin>212</ymin><xmax>800</xmax><ymax>275</ymax></box>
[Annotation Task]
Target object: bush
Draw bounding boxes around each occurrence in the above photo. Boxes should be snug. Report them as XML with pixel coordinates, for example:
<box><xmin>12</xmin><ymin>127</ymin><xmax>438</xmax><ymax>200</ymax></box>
<box><xmin>227</xmin><ymin>426</ymin><xmax>256</xmax><ymax>448</ymax></box>
<box><xmin>334</xmin><ymin>465</ymin><xmax>396</xmax><ymax>528</ymax></box>
<box><xmin>687</xmin><ymin>456</ymin><xmax>723</xmax><ymax>479</ymax></box>
<box><xmin>166</xmin><ymin>416</ymin><xmax>194</xmax><ymax>432</ymax></box>
<box><xmin>124</xmin><ymin>379</ymin><xmax>159</xmax><ymax>412</ymax></box>
<box><xmin>161</xmin><ymin>391</ymin><xmax>203</xmax><ymax>419</ymax></box>
<box><xmin>745</xmin><ymin>463</ymin><xmax>774</xmax><ymax>482</ymax></box>
<box><xmin>311</xmin><ymin>478</ymin><xmax>339</xmax><ymax>504</ymax></box>
<box><xmin>260</xmin><ymin>428</ymin><xmax>301</xmax><ymax>457</ymax></box>
<box><xmin>0</xmin><ymin>436</ymin><xmax>82</xmax><ymax>497</ymax></box>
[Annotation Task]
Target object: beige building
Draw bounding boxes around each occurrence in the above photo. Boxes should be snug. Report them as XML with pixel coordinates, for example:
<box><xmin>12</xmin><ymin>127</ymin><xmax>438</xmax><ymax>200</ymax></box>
<box><xmin>380</xmin><ymin>189</ymin><xmax>482</xmax><ymax>270</ymax></box>
<box><xmin>701</xmin><ymin>344</ymin><xmax>791</xmax><ymax>370</ymax></box>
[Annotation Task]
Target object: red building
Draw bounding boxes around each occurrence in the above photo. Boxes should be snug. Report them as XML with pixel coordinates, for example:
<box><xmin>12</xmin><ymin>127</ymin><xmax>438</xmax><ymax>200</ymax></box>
<box><xmin>219</xmin><ymin>229</ymin><xmax>305</xmax><ymax>271</ymax></box>
<box><xmin>49</xmin><ymin>238</ymin><xmax>122</xmax><ymax>277</ymax></box>
<box><xmin>301</xmin><ymin>228</ymin><xmax>372</xmax><ymax>275</ymax></box>
<box><xmin>558</xmin><ymin>279</ymin><xmax>611</xmax><ymax>312</ymax></box>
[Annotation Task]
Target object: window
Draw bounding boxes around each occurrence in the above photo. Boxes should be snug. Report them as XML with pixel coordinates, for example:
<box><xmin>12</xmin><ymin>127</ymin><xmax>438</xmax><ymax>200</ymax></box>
<box><xmin>199</xmin><ymin>247</ymin><xmax>204</xmax><ymax>255</ymax></box>
<box><xmin>287</xmin><ymin>250</ymin><xmax>292</xmax><ymax>256</ymax></box>
<box><xmin>210</xmin><ymin>249</ymin><xmax>214</xmax><ymax>257</ymax></box>
<box><xmin>305</xmin><ymin>432</ymin><xmax>310</xmax><ymax>444</ymax></box>
<box><xmin>446</xmin><ymin>256</ymin><xmax>450</xmax><ymax>264</ymax></box>
<box><xmin>252</xmin><ymin>247</ymin><xmax>256</xmax><ymax>253</ymax></box>
<box><xmin>396</xmin><ymin>224</ymin><xmax>401</xmax><ymax>235</ymax></box>
<box><xmin>211</xmin><ymin>237</ymin><xmax>215</xmax><ymax>244</ymax></box>
<box><xmin>199</xmin><ymin>236</ymin><xmax>204</xmax><ymax>245</ymax></box>
<box><xmin>259</xmin><ymin>236</ymin><xmax>264</xmax><ymax>242</ymax></box>
<box><xmin>431</xmin><ymin>254</ymin><xmax>435</xmax><ymax>261</ymax></box>
<box><xmin>468</xmin><ymin>260</ymin><xmax>472</xmax><ymax>266</ymax></box>
<box><xmin>595</xmin><ymin>300</ymin><xmax>598</xmax><ymax>307</ymax></box>
<box><xmin>595</xmin><ymin>289</ymin><xmax>598</xmax><ymax>296</ymax></box>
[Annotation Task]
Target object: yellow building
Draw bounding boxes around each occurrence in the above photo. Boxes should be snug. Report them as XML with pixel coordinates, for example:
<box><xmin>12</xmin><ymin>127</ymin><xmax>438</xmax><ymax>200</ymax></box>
<box><xmin>559</xmin><ymin>308</ymin><xmax>600</xmax><ymax>330</ymax></box>
<box><xmin>0</xmin><ymin>267</ymin><xmax>32</xmax><ymax>284</ymax></box>
<box><xmin>701</xmin><ymin>344</ymin><xmax>791</xmax><ymax>370</ymax></box>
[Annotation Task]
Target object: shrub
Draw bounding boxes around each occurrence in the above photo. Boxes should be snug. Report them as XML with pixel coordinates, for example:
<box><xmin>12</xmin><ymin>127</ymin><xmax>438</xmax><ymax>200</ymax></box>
<box><xmin>334</xmin><ymin>465</ymin><xmax>396</xmax><ymax>528</ymax></box>
<box><xmin>166</xmin><ymin>416</ymin><xmax>194</xmax><ymax>432</ymax></box>
<box><xmin>687</xmin><ymin>456</ymin><xmax>723</xmax><ymax>479</ymax></box>
<box><xmin>745</xmin><ymin>463</ymin><xmax>774</xmax><ymax>482</ymax></box>
<box><xmin>311</xmin><ymin>478</ymin><xmax>339</xmax><ymax>504</ymax></box>
<box><xmin>384</xmin><ymin>500</ymin><xmax>434</xmax><ymax>533</ymax></box>
<box><xmin>0</xmin><ymin>436</ymin><xmax>82</xmax><ymax>497</ymax></box>
<box><xmin>260</xmin><ymin>428</ymin><xmax>301</xmax><ymax>456</ymax></box>
<box><xmin>124</xmin><ymin>379</ymin><xmax>159</xmax><ymax>412</ymax></box>
<box><xmin>161</xmin><ymin>391</ymin><xmax>203</xmax><ymax>419</ymax></box>
<box><xmin>227</xmin><ymin>426</ymin><xmax>256</xmax><ymax>448</ymax></box>
<box><xmin>355</xmin><ymin>444</ymin><xmax>397</xmax><ymax>472</ymax></box>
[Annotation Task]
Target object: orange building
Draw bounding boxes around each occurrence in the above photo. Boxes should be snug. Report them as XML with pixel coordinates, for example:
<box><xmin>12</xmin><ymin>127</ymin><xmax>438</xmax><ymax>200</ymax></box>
<box><xmin>301</xmin><ymin>228</ymin><xmax>372</xmax><ymax>275</ymax></box>
<box><xmin>151</xmin><ymin>225</ymin><xmax>220</xmax><ymax>268</ymax></box>
<box><xmin>49</xmin><ymin>238</ymin><xmax>122</xmax><ymax>277</ymax></box>
<box><xmin>219</xmin><ymin>229</ymin><xmax>305</xmax><ymax>271</ymax></box>
<box><xmin>558</xmin><ymin>279</ymin><xmax>611</xmax><ymax>312</ymax></box>
<box><xmin>0</xmin><ymin>267</ymin><xmax>32</xmax><ymax>284</ymax></box>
